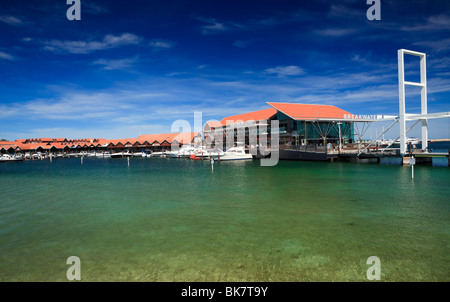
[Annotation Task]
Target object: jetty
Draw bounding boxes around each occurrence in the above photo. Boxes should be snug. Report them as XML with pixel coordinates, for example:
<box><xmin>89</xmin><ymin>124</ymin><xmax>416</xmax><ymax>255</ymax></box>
<box><xmin>261</xmin><ymin>143</ymin><xmax>449</xmax><ymax>167</ymax></box>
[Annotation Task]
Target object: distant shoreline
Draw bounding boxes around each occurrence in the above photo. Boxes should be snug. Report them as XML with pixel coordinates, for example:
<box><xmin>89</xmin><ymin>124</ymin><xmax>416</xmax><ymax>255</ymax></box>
<box><xmin>430</xmin><ymin>139</ymin><xmax>450</xmax><ymax>142</ymax></box>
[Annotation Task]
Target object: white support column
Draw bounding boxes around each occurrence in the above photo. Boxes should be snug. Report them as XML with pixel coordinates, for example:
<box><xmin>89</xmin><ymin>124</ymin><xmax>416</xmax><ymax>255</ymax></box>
<box><xmin>397</xmin><ymin>49</ymin><xmax>428</xmax><ymax>155</ymax></box>
<box><xmin>420</xmin><ymin>54</ymin><xmax>428</xmax><ymax>151</ymax></box>
<box><xmin>398</xmin><ymin>49</ymin><xmax>407</xmax><ymax>156</ymax></box>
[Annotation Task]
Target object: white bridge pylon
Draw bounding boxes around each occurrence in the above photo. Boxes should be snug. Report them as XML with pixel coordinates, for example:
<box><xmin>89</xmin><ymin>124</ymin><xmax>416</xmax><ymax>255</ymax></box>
<box><xmin>398</xmin><ymin>49</ymin><xmax>428</xmax><ymax>155</ymax></box>
<box><xmin>347</xmin><ymin>49</ymin><xmax>450</xmax><ymax>157</ymax></box>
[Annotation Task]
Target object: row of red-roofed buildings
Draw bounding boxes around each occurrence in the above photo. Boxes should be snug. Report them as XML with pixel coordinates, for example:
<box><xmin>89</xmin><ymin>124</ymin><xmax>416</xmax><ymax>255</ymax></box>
<box><xmin>0</xmin><ymin>133</ymin><xmax>202</xmax><ymax>155</ymax></box>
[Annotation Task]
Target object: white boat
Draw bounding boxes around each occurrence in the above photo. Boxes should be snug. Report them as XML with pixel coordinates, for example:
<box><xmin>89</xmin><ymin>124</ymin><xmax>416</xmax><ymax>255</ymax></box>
<box><xmin>407</xmin><ymin>138</ymin><xmax>421</xmax><ymax>145</ymax></box>
<box><xmin>217</xmin><ymin>147</ymin><xmax>253</xmax><ymax>161</ymax></box>
<box><xmin>132</xmin><ymin>151</ymin><xmax>152</xmax><ymax>158</ymax></box>
<box><xmin>32</xmin><ymin>152</ymin><xmax>46</xmax><ymax>159</ymax></box>
<box><xmin>0</xmin><ymin>154</ymin><xmax>23</xmax><ymax>162</ymax></box>
<box><xmin>165</xmin><ymin>150</ymin><xmax>180</xmax><ymax>158</ymax></box>
<box><xmin>191</xmin><ymin>147</ymin><xmax>225</xmax><ymax>160</ymax></box>
<box><xmin>191</xmin><ymin>146</ymin><xmax>210</xmax><ymax>159</ymax></box>
<box><xmin>95</xmin><ymin>152</ymin><xmax>111</xmax><ymax>158</ymax></box>
<box><xmin>178</xmin><ymin>146</ymin><xmax>197</xmax><ymax>158</ymax></box>
<box><xmin>208</xmin><ymin>150</ymin><xmax>225</xmax><ymax>160</ymax></box>
<box><xmin>378</xmin><ymin>139</ymin><xmax>395</xmax><ymax>147</ymax></box>
<box><xmin>152</xmin><ymin>150</ymin><xmax>166</xmax><ymax>158</ymax></box>
<box><xmin>111</xmin><ymin>151</ymin><xmax>132</xmax><ymax>158</ymax></box>
<box><xmin>141</xmin><ymin>151</ymin><xmax>152</xmax><ymax>158</ymax></box>
<box><xmin>395</xmin><ymin>137</ymin><xmax>422</xmax><ymax>145</ymax></box>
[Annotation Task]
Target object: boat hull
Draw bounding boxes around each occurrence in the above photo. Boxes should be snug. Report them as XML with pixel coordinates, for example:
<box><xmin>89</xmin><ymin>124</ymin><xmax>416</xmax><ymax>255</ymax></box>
<box><xmin>111</xmin><ymin>152</ymin><xmax>132</xmax><ymax>158</ymax></box>
<box><xmin>217</xmin><ymin>155</ymin><xmax>253</xmax><ymax>161</ymax></box>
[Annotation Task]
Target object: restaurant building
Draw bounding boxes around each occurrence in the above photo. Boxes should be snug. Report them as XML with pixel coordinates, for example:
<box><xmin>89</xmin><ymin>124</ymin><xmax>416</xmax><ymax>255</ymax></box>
<box><xmin>204</xmin><ymin>102</ymin><xmax>355</xmax><ymax>152</ymax></box>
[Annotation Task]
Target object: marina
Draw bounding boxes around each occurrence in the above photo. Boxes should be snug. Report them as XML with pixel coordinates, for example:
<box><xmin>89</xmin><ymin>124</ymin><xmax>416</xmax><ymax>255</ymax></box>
<box><xmin>2</xmin><ymin>137</ymin><xmax>449</xmax><ymax>166</ymax></box>
<box><xmin>1</xmin><ymin>136</ymin><xmax>449</xmax><ymax>166</ymax></box>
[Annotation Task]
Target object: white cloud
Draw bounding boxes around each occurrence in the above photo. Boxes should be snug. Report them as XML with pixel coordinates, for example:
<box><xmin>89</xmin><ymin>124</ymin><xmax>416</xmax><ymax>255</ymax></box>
<box><xmin>413</xmin><ymin>38</ymin><xmax>450</xmax><ymax>53</ymax></box>
<box><xmin>204</xmin><ymin>21</ymin><xmax>226</xmax><ymax>32</ymax></box>
<box><xmin>240</xmin><ymin>9</ymin><xmax>318</xmax><ymax>28</ymax></box>
<box><xmin>83</xmin><ymin>2</ymin><xmax>110</xmax><ymax>15</ymax></box>
<box><xmin>0</xmin><ymin>51</ymin><xmax>16</xmax><ymax>61</ymax></box>
<box><xmin>0</xmin><ymin>86</ymin><xmax>176</xmax><ymax>123</ymax></box>
<box><xmin>351</xmin><ymin>54</ymin><xmax>367</xmax><ymax>64</ymax></box>
<box><xmin>149</xmin><ymin>40</ymin><xmax>173</xmax><ymax>49</ymax></box>
<box><xmin>401</xmin><ymin>14</ymin><xmax>450</xmax><ymax>31</ymax></box>
<box><xmin>428</xmin><ymin>57</ymin><xmax>450</xmax><ymax>69</ymax></box>
<box><xmin>264</xmin><ymin>66</ymin><xmax>305</xmax><ymax>77</ymax></box>
<box><xmin>195</xmin><ymin>16</ymin><xmax>243</xmax><ymax>35</ymax></box>
<box><xmin>328</xmin><ymin>5</ymin><xmax>361</xmax><ymax>18</ymax></box>
<box><xmin>314</xmin><ymin>28</ymin><xmax>358</xmax><ymax>37</ymax></box>
<box><xmin>0</xmin><ymin>104</ymin><xmax>20</xmax><ymax>117</ymax></box>
<box><xmin>92</xmin><ymin>57</ymin><xmax>138</xmax><ymax>70</ymax></box>
<box><xmin>42</xmin><ymin>33</ymin><xmax>142</xmax><ymax>54</ymax></box>
<box><xmin>0</xmin><ymin>15</ymin><xmax>22</xmax><ymax>25</ymax></box>
<box><xmin>428</xmin><ymin>78</ymin><xmax>450</xmax><ymax>94</ymax></box>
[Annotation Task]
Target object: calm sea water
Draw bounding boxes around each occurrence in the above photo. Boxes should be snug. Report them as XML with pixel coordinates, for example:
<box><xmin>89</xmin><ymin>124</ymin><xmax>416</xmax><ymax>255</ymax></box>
<box><xmin>0</xmin><ymin>156</ymin><xmax>449</xmax><ymax>281</ymax></box>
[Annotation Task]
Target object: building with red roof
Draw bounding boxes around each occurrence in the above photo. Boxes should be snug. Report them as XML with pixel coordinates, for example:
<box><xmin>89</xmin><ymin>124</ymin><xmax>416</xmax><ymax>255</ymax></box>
<box><xmin>267</xmin><ymin>102</ymin><xmax>352</xmax><ymax>121</ymax></box>
<box><xmin>204</xmin><ymin>102</ymin><xmax>355</xmax><ymax>151</ymax></box>
<box><xmin>0</xmin><ymin>132</ymin><xmax>201</xmax><ymax>156</ymax></box>
<box><xmin>266</xmin><ymin>102</ymin><xmax>354</xmax><ymax>147</ymax></box>
<box><xmin>204</xmin><ymin>108</ymin><xmax>277</xmax><ymax>151</ymax></box>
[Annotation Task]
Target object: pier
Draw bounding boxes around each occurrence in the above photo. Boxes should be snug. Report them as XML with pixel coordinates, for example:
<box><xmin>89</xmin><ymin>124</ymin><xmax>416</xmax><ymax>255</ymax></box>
<box><xmin>274</xmin><ymin>143</ymin><xmax>450</xmax><ymax>167</ymax></box>
<box><xmin>335</xmin><ymin>150</ymin><xmax>449</xmax><ymax>166</ymax></box>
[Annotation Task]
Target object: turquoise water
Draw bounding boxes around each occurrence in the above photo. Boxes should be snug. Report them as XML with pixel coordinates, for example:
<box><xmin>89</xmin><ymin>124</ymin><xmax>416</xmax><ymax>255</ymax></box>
<box><xmin>0</xmin><ymin>157</ymin><xmax>449</xmax><ymax>281</ymax></box>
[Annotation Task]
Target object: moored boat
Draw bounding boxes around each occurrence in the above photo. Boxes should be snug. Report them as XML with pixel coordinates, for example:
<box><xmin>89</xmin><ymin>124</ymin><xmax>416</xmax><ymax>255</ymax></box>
<box><xmin>208</xmin><ymin>149</ymin><xmax>225</xmax><ymax>160</ymax></box>
<box><xmin>95</xmin><ymin>152</ymin><xmax>111</xmax><ymax>158</ymax></box>
<box><xmin>165</xmin><ymin>150</ymin><xmax>180</xmax><ymax>158</ymax></box>
<box><xmin>218</xmin><ymin>147</ymin><xmax>253</xmax><ymax>161</ymax></box>
<box><xmin>132</xmin><ymin>152</ymin><xmax>145</xmax><ymax>157</ymax></box>
<box><xmin>152</xmin><ymin>150</ymin><xmax>166</xmax><ymax>158</ymax></box>
<box><xmin>111</xmin><ymin>151</ymin><xmax>132</xmax><ymax>158</ymax></box>
<box><xmin>0</xmin><ymin>154</ymin><xmax>24</xmax><ymax>162</ymax></box>
<box><xmin>178</xmin><ymin>145</ymin><xmax>197</xmax><ymax>158</ymax></box>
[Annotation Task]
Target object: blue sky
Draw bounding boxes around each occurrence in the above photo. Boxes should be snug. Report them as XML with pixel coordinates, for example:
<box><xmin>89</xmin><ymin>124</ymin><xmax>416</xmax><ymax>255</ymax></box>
<box><xmin>0</xmin><ymin>0</ymin><xmax>449</xmax><ymax>140</ymax></box>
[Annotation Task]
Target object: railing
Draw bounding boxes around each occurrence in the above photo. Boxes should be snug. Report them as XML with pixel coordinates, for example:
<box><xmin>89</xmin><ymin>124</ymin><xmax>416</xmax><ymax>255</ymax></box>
<box><xmin>279</xmin><ymin>144</ymin><xmax>327</xmax><ymax>153</ymax></box>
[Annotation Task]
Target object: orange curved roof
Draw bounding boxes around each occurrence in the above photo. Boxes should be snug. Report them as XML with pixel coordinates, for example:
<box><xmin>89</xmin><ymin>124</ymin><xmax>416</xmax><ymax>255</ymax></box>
<box><xmin>267</xmin><ymin>102</ymin><xmax>352</xmax><ymax>120</ymax></box>
<box><xmin>205</xmin><ymin>121</ymin><xmax>223</xmax><ymax>128</ymax></box>
<box><xmin>219</xmin><ymin>108</ymin><xmax>277</xmax><ymax>126</ymax></box>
